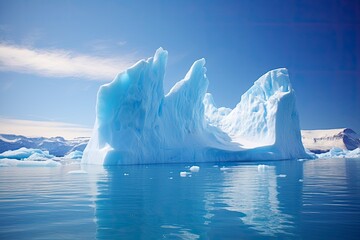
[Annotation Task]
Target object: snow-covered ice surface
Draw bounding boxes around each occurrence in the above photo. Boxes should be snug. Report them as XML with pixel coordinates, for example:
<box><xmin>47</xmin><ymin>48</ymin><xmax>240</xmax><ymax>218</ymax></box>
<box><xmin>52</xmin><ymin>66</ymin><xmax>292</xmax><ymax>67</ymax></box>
<box><xmin>83</xmin><ymin>48</ymin><xmax>310</xmax><ymax>165</ymax></box>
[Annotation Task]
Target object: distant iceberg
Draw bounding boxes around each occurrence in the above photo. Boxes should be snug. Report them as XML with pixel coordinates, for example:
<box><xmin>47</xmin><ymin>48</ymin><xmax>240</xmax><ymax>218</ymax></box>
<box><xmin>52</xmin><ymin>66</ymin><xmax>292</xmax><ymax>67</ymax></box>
<box><xmin>0</xmin><ymin>158</ymin><xmax>60</xmax><ymax>167</ymax></box>
<box><xmin>64</xmin><ymin>150</ymin><xmax>83</xmax><ymax>160</ymax></box>
<box><xmin>0</xmin><ymin>147</ymin><xmax>84</xmax><ymax>166</ymax></box>
<box><xmin>0</xmin><ymin>148</ymin><xmax>61</xmax><ymax>167</ymax></box>
<box><xmin>316</xmin><ymin>147</ymin><xmax>360</xmax><ymax>159</ymax></box>
<box><xmin>82</xmin><ymin>48</ymin><xmax>310</xmax><ymax>165</ymax></box>
<box><xmin>0</xmin><ymin>147</ymin><xmax>54</xmax><ymax>160</ymax></box>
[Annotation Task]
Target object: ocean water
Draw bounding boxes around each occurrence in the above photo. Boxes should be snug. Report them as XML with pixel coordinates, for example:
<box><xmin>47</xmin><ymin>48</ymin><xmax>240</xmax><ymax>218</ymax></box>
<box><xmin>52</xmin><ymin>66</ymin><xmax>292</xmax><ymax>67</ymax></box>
<box><xmin>0</xmin><ymin>158</ymin><xmax>359</xmax><ymax>240</ymax></box>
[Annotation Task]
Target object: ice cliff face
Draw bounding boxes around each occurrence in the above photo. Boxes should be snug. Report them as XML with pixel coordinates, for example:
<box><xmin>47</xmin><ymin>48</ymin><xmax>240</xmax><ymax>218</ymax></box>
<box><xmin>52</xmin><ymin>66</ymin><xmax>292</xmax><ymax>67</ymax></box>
<box><xmin>83</xmin><ymin>48</ymin><xmax>309</xmax><ymax>165</ymax></box>
<box><xmin>205</xmin><ymin>68</ymin><xmax>305</xmax><ymax>159</ymax></box>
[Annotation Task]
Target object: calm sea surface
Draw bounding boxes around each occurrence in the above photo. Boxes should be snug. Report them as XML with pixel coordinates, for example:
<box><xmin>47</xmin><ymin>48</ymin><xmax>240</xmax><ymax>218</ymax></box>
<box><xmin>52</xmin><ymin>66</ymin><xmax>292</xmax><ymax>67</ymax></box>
<box><xmin>0</xmin><ymin>158</ymin><xmax>359</xmax><ymax>239</ymax></box>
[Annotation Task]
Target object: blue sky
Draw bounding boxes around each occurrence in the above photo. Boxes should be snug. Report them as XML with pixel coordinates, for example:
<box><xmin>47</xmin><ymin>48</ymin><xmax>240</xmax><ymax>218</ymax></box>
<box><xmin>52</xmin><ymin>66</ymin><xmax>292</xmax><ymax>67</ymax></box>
<box><xmin>0</xmin><ymin>0</ymin><xmax>359</xmax><ymax>138</ymax></box>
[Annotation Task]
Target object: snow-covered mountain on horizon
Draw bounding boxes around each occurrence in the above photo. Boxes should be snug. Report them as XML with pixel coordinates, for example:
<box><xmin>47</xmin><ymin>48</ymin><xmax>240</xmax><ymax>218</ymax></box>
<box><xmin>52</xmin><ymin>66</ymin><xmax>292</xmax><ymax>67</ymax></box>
<box><xmin>1</xmin><ymin>128</ymin><xmax>359</xmax><ymax>158</ymax></box>
<box><xmin>302</xmin><ymin>128</ymin><xmax>360</xmax><ymax>153</ymax></box>
<box><xmin>0</xmin><ymin>133</ymin><xmax>89</xmax><ymax>157</ymax></box>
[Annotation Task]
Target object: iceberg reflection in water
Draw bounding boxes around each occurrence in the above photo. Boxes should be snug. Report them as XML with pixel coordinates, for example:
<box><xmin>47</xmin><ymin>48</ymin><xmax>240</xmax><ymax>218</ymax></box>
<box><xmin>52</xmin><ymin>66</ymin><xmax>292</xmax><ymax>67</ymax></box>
<box><xmin>89</xmin><ymin>161</ymin><xmax>303</xmax><ymax>239</ymax></box>
<box><xmin>1</xmin><ymin>158</ymin><xmax>359</xmax><ymax>239</ymax></box>
<box><xmin>216</xmin><ymin>165</ymin><xmax>294</xmax><ymax>236</ymax></box>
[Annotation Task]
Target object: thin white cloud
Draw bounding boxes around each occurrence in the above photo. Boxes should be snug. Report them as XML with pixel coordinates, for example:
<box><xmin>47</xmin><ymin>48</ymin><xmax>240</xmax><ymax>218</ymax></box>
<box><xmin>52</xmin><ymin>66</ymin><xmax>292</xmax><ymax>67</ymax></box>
<box><xmin>0</xmin><ymin>118</ymin><xmax>92</xmax><ymax>140</ymax></box>
<box><xmin>86</xmin><ymin>39</ymin><xmax>127</xmax><ymax>52</ymax></box>
<box><xmin>117</xmin><ymin>40</ymin><xmax>127</xmax><ymax>46</ymax></box>
<box><xmin>0</xmin><ymin>43</ymin><xmax>138</xmax><ymax>81</ymax></box>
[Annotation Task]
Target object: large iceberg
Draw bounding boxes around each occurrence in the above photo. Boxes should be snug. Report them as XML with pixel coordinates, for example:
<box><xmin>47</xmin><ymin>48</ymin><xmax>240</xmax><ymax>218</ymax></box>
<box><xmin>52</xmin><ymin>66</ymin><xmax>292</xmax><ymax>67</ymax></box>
<box><xmin>83</xmin><ymin>48</ymin><xmax>310</xmax><ymax>165</ymax></box>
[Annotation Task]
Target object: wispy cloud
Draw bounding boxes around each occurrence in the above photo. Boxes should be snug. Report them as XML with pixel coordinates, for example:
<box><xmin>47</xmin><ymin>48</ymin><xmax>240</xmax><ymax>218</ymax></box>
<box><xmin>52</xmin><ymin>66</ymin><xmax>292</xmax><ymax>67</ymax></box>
<box><xmin>0</xmin><ymin>43</ymin><xmax>138</xmax><ymax>81</ymax></box>
<box><xmin>0</xmin><ymin>118</ymin><xmax>92</xmax><ymax>139</ymax></box>
<box><xmin>86</xmin><ymin>39</ymin><xmax>127</xmax><ymax>53</ymax></box>
<box><xmin>117</xmin><ymin>40</ymin><xmax>127</xmax><ymax>46</ymax></box>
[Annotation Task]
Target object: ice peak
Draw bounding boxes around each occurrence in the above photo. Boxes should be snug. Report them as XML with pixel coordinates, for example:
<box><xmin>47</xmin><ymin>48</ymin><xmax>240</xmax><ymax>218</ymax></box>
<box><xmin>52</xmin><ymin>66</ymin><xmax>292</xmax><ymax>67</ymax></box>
<box><xmin>153</xmin><ymin>47</ymin><xmax>168</xmax><ymax>66</ymax></box>
<box><xmin>253</xmin><ymin>68</ymin><xmax>291</xmax><ymax>99</ymax></box>
<box><xmin>203</xmin><ymin>93</ymin><xmax>215</xmax><ymax>107</ymax></box>
<box><xmin>167</xmin><ymin>58</ymin><xmax>208</xmax><ymax>97</ymax></box>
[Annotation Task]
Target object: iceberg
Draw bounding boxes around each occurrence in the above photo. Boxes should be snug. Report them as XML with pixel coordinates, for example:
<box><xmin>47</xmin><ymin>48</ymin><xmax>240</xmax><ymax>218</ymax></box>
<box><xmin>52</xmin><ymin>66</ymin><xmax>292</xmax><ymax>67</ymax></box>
<box><xmin>316</xmin><ymin>147</ymin><xmax>360</xmax><ymax>159</ymax></box>
<box><xmin>0</xmin><ymin>147</ymin><xmax>54</xmax><ymax>160</ymax></box>
<box><xmin>83</xmin><ymin>48</ymin><xmax>310</xmax><ymax>165</ymax></box>
<box><xmin>0</xmin><ymin>158</ymin><xmax>60</xmax><ymax>167</ymax></box>
<box><xmin>0</xmin><ymin>147</ymin><xmax>61</xmax><ymax>167</ymax></box>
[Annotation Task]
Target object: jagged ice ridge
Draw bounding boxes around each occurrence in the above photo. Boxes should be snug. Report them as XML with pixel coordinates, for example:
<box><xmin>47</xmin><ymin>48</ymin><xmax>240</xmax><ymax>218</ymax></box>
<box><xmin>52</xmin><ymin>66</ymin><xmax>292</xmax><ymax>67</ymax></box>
<box><xmin>82</xmin><ymin>48</ymin><xmax>310</xmax><ymax>165</ymax></box>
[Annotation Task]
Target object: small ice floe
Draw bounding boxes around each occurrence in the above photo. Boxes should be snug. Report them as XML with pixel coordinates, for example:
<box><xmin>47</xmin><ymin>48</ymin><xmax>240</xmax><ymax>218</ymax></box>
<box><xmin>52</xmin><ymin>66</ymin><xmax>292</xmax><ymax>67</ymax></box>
<box><xmin>189</xmin><ymin>166</ymin><xmax>200</xmax><ymax>172</ymax></box>
<box><xmin>68</xmin><ymin>170</ymin><xmax>87</xmax><ymax>174</ymax></box>
<box><xmin>169</xmin><ymin>177</ymin><xmax>173</xmax><ymax>180</ymax></box>
<box><xmin>213</xmin><ymin>165</ymin><xmax>218</xmax><ymax>168</ymax></box>
<box><xmin>124</xmin><ymin>173</ymin><xmax>129</xmax><ymax>176</ymax></box>
<box><xmin>220</xmin><ymin>167</ymin><xmax>229</xmax><ymax>171</ymax></box>
<box><xmin>161</xmin><ymin>225</ymin><xmax>180</xmax><ymax>229</ymax></box>
<box><xmin>298</xmin><ymin>179</ymin><xmax>304</xmax><ymax>182</ymax></box>
<box><xmin>180</xmin><ymin>171</ymin><xmax>189</xmax><ymax>177</ymax></box>
<box><xmin>278</xmin><ymin>174</ymin><xmax>287</xmax><ymax>178</ymax></box>
<box><xmin>257</xmin><ymin>164</ymin><xmax>269</xmax><ymax>172</ymax></box>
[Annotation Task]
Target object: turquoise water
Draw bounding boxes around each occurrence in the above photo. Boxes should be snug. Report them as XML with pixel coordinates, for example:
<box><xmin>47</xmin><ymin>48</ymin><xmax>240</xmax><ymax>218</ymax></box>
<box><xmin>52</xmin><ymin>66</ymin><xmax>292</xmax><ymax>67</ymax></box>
<box><xmin>0</xmin><ymin>158</ymin><xmax>360</xmax><ymax>239</ymax></box>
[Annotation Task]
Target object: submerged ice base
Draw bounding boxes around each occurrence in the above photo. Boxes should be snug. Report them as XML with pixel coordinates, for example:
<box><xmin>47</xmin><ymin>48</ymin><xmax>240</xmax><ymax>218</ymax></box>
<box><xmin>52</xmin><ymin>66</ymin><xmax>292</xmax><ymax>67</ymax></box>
<box><xmin>83</xmin><ymin>48</ymin><xmax>310</xmax><ymax>165</ymax></box>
